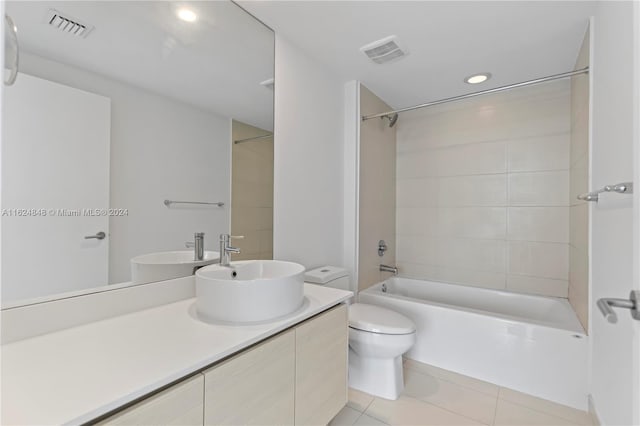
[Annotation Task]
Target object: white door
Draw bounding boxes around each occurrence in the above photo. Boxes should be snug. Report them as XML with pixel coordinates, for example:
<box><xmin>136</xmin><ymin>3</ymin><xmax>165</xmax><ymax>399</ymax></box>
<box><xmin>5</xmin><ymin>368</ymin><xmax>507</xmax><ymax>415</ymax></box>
<box><xmin>590</xmin><ymin>3</ymin><xmax>640</xmax><ymax>425</ymax></box>
<box><xmin>2</xmin><ymin>73</ymin><xmax>110</xmax><ymax>302</ymax></box>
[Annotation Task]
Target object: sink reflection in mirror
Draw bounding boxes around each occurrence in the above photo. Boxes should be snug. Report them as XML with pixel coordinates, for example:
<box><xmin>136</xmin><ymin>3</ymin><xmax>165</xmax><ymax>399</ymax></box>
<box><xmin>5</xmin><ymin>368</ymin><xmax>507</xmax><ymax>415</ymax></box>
<box><xmin>195</xmin><ymin>260</ymin><xmax>305</xmax><ymax>324</ymax></box>
<box><xmin>1</xmin><ymin>1</ymin><xmax>274</xmax><ymax>307</ymax></box>
<box><xmin>131</xmin><ymin>250</ymin><xmax>220</xmax><ymax>285</ymax></box>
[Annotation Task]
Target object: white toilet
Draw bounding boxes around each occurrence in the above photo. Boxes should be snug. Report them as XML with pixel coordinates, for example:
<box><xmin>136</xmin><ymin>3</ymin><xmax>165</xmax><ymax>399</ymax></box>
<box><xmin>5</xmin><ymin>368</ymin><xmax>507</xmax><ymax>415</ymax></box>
<box><xmin>305</xmin><ymin>266</ymin><xmax>417</xmax><ymax>400</ymax></box>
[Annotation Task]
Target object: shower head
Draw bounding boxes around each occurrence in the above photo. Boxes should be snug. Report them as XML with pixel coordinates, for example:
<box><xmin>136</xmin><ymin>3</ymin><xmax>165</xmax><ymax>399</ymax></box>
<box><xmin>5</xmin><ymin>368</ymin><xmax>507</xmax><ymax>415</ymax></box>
<box><xmin>381</xmin><ymin>113</ymin><xmax>399</xmax><ymax>128</ymax></box>
<box><xmin>388</xmin><ymin>113</ymin><xmax>399</xmax><ymax>127</ymax></box>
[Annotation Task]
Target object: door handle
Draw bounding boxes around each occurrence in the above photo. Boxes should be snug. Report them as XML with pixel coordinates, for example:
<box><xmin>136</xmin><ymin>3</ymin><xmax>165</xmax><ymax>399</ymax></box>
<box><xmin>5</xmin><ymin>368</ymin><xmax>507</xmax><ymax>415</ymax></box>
<box><xmin>85</xmin><ymin>231</ymin><xmax>106</xmax><ymax>240</ymax></box>
<box><xmin>597</xmin><ymin>291</ymin><xmax>640</xmax><ymax>323</ymax></box>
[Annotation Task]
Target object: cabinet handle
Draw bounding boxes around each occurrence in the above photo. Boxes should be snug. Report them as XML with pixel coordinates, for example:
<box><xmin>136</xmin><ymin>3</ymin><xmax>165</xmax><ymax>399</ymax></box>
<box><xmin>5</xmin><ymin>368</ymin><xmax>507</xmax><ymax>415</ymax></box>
<box><xmin>85</xmin><ymin>231</ymin><xmax>106</xmax><ymax>240</ymax></box>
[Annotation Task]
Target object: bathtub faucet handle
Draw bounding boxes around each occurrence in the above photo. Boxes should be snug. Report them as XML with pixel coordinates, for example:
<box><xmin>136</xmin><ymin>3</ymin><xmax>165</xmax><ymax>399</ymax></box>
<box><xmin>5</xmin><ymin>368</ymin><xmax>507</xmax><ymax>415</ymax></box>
<box><xmin>380</xmin><ymin>264</ymin><xmax>398</xmax><ymax>275</ymax></box>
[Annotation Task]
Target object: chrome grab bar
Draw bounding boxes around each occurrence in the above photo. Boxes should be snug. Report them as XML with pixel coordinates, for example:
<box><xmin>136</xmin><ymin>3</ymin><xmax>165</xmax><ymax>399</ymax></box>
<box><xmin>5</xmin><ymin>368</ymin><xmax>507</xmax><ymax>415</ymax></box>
<box><xmin>577</xmin><ymin>182</ymin><xmax>633</xmax><ymax>202</ymax></box>
<box><xmin>597</xmin><ymin>291</ymin><xmax>640</xmax><ymax>323</ymax></box>
<box><xmin>4</xmin><ymin>15</ymin><xmax>19</xmax><ymax>86</ymax></box>
<box><xmin>164</xmin><ymin>199</ymin><xmax>224</xmax><ymax>208</ymax></box>
<box><xmin>380</xmin><ymin>264</ymin><xmax>398</xmax><ymax>275</ymax></box>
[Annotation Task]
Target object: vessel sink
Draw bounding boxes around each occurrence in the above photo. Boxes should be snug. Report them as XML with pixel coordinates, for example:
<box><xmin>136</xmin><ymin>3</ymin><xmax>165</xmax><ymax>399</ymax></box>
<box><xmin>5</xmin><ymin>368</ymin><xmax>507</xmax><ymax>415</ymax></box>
<box><xmin>195</xmin><ymin>260</ymin><xmax>305</xmax><ymax>323</ymax></box>
<box><xmin>131</xmin><ymin>250</ymin><xmax>220</xmax><ymax>284</ymax></box>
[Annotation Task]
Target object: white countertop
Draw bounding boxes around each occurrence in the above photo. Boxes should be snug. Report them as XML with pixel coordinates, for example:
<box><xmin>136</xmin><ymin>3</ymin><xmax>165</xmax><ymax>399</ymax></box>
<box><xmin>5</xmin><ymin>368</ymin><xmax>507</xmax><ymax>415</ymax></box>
<box><xmin>1</xmin><ymin>284</ymin><xmax>352</xmax><ymax>425</ymax></box>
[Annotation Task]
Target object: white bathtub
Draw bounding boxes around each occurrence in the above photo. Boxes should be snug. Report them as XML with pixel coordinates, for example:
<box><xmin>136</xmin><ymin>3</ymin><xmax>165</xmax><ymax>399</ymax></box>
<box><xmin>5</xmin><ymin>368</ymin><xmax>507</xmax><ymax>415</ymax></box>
<box><xmin>358</xmin><ymin>277</ymin><xmax>588</xmax><ymax>410</ymax></box>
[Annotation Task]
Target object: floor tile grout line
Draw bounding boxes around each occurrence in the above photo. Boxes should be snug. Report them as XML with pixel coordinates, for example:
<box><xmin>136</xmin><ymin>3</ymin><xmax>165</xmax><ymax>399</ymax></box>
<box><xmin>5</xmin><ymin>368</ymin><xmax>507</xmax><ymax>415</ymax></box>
<box><xmin>404</xmin><ymin>364</ymin><xmax>500</xmax><ymax>398</ymax></box>
<box><xmin>491</xmin><ymin>388</ymin><xmax>500</xmax><ymax>426</ymax></box>
<box><xmin>496</xmin><ymin>396</ymin><xmax>589</xmax><ymax>426</ymax></box>
<box><xmin>392</xmin><ymin>393</ymin><xmax>493</xmax><ymax>426</ymax></box>
<box><xmin>352</xmin><ymin>412</ymin><xmax>365</xmax><ymax>426</ymax></box>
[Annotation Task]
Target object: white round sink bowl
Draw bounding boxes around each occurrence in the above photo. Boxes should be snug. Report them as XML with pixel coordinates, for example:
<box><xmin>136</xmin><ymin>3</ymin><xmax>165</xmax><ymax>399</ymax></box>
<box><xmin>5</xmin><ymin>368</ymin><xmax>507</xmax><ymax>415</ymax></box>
<box><xmin>195</xmin><ymin>260</ymin><xmax>305</xmax><ymax>324</ymax></box>
<box><xmin>131</xmin><ymin>250</ymin><xmax>220</xmax><ymax>284</ymax></box>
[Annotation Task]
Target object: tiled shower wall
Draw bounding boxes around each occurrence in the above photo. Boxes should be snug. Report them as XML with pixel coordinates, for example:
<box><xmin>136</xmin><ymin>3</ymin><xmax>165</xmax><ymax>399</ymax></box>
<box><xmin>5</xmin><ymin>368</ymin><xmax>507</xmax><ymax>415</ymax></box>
<box><xmin>396</xmin><ymin>80</ymin><xmax>571</xmax><ymax>297</ymax></box>
<box><xmin>231</xmin><ymin>120</ymin><xmax>274</xmax><ymax>261</ymax></box>
<box><xmin>569</xmin><ymin>27</ymin><xmax>590</xmax><ymax>330</ymax></box>
<box><xmin>358</xmin><ymin>85</ymin><xmax>397</xmax><ymax>292</ymax></box>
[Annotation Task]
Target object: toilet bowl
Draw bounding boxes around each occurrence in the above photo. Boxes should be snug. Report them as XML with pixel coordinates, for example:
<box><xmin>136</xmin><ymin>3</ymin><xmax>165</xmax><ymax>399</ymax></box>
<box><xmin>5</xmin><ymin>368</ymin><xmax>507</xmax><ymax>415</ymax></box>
<box><xmin>305</xmin><ymin>266</ymin><xmax>417</xmax><ymax>400</ymax></box>
<box><xmin>347</xmin><ymin>302</ymin><xmax>416</xmax><ymax>399</ymax></box>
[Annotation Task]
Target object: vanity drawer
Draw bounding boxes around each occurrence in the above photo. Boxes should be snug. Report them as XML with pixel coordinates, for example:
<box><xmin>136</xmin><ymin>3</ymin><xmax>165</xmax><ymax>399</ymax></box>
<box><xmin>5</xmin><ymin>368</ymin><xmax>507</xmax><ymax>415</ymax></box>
<box><xmin>97</xmin><ymin>374</ymin><xmax>204</xmax><ymax>426</ymax></box>
<box><xmin>203</xmin><ymin>329</ymin><xmax>295</xmax><ymax>426</ymax></box>
<box><xmin>295</xmin><ymin>304</ymin><xmax>349</xmax><ymax>426</ymax></box>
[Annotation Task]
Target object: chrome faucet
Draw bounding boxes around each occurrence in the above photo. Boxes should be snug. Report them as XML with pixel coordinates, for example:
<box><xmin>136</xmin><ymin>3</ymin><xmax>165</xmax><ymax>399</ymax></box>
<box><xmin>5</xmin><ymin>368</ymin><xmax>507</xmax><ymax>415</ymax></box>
<box><xmin>380</xmin><ymin>264</ymin><xmax>398</xmax><ymax>275</ymax></box>
<box><xmin>219</xmin><ymin>234</ymin><xmax>243</xmax><ymax>266</ymax></box>
<box><xmin>185</xmin><ymin>232</ymin><xmax>205</xmax><ymax>261</ymax></box>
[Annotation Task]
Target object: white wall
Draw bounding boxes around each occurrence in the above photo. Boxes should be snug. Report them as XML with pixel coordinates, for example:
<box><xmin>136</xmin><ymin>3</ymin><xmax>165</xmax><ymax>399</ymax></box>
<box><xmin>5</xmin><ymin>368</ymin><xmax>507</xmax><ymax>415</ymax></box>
<box><xmin>19</xmin><ymin>53</ymin><xmax>231</xmax><ymax>284</ymax></box>
<box><xmin>590</xmin><ymin>2</ymin><xmax>639</xmax><ymax>425</ymax></box>
<box><xmin>273</xmin><ymin>35</ymin><xmax>345</xmax><ymax>269</ymax></box>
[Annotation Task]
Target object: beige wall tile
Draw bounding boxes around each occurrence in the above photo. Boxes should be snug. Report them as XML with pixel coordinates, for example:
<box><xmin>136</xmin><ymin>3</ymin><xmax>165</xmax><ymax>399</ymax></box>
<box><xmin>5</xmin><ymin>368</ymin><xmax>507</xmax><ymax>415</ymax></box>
<box><xmin>437</xmin><ymin>239</ymin><xmax>506</xmax><ymax>273</ymax></box>
<box><xmin>231</xmin><ymin>121</ymin><xmax>273</xmax><ymax>261</ymax></box>
<box><xmin>569</xmin><ymin>156</ymin><xmax>589</xmax><ymax>205</ymax></box>
<box><xmin>397</xmin><ymin>141</ymin><xmax>506</xmax><ymax>178</ymax></box>
<box><xmin>508</xmin><ymin>241</ymin><xmax>569</xmax><ymax>280</ymax></box>
<box><xmin>569</xmin><ymin>204</ymin><xmax>589</xmax><ymax>250</ymax></box>
<box><xmin>507</xmin><ymin>207</ymin><xmax>569</xmax><ymax>243</ymax></box>
<box><xmin>568</xmin><ymin>26</ymin><xmax>590</xmax><ymax>331</ymax></box>
<box><xmin>437</xmin><ymin>174</ymin><xmax>508</xmax><ymax>206</ymax></box>
<box><xmin>506</xmin><ymin>274</ymin><xmax>569</xmax><ymax>298</ymax></box>
<box><xmin>396</xmin><ymin>236</ymin><xmax>439</xmax><ymax>265</ymax></box>
<box><xmin>507</xmin><ymin>134</ymin><xmax>570</xmax><ymax>173</ymax></box>
<box><xmin>397</xmin><ymin>262</ymin><xmax>506</xmax><ymax>290</ymax></box>
<box><xmin>434</xmin><ymin>267</ymin><xmax>506</xmax><ymax>290</ymax></box>
<box><xmin>569</xmin><ymin>245</ymin><xmax>589</xmax><ymax>330</ymax></box>
<box><xmin>438</xmin><ymin>207</ymin><xmax>507</xmax><ymax>240</ymax></box>
<box><xmin>395</xmin><ymin>262</ymin><xmax>440</xmax><ymax>282</ymax></box>
<box><xmin>359</xmin><ymin>85</ymin><xmax>396</xmax><ymax>291</ymax></box>
<box><xmin>508</xmin><ymin>171</ymin><xmax>570</xmax><ymax>206</ymax></box>
<box><xmin>395</xmin><ymin>80</ymin><xmax>572</xmax><ymax>298</ymax></box>
<box><xmin>396</xmin><ymin>178</ymin><xmax>439</xmax><ymax>207</ymax></box>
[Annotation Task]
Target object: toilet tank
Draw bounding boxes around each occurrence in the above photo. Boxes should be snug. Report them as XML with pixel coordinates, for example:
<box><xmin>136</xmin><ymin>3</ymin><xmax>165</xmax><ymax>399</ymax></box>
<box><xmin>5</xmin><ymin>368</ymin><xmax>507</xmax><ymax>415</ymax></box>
<box><xmin>305</xmin><ymin>266</ymin><xmax>350</xmax><ymax>291</ymax></box>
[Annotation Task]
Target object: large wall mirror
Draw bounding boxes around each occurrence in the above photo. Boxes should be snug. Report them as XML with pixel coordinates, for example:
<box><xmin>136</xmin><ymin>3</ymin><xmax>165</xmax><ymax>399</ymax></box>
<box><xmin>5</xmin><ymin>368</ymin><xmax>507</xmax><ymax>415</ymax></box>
<box><xmin>1</xmin><ymin>1</ymin><xmax>274</xmax><ymax>306</ymax></box>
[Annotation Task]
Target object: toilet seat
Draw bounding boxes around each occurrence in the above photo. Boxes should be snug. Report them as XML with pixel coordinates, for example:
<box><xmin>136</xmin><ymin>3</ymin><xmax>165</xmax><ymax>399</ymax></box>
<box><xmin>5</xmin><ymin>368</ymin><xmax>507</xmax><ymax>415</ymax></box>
<box><xmin>348</xmin><ymin>303</ymin><xmax>416</xmax><ymax>335</ymax></box>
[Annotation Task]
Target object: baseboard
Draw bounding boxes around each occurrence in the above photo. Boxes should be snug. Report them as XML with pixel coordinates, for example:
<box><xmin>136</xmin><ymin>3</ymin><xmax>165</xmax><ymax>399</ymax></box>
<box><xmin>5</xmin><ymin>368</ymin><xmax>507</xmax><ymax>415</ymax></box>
<box><xmin>588</xmin><ymin>394</ymin><xmax>601</xmax><ymax>426</ymax></box>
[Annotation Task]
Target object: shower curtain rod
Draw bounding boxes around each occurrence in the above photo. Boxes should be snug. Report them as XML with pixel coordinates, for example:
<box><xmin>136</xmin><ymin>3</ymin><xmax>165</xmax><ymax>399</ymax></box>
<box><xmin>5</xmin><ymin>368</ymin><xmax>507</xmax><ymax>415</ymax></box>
<box><xmin>362</xmin><ymin>67</ymin><xmax>589</xmax><ymax>121</ymax></box>
<box><xmin>233</xmin><ymin>133</ymin><xmax>273</xmax><ymax>144</ymax></box>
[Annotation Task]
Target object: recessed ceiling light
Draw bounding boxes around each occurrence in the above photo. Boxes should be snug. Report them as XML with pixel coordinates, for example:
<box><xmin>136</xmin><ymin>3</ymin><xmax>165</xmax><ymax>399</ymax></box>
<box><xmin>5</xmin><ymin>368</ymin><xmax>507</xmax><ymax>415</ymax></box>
<box><xmin>177</xmin><ymin>8</ymin><xmax>197</xmax><ymax>23</ymax></box>
<box><xmin>464</xmin><ymin>73</ymin><xmax>491</xmax><ymax>84</ymax></box>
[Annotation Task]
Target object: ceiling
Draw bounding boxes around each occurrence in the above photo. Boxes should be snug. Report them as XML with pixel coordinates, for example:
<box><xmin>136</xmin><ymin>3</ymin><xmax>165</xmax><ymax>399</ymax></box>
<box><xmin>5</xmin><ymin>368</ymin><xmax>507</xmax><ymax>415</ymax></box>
<box><xmin>7</xmin><ymin>1</ymin><xmax>275</xmax><ymax>130</ymax></box>
<box><xmin>239</xmin><ymin>1</ymin><xmax>596</xmax><ymax>109</ymax></box>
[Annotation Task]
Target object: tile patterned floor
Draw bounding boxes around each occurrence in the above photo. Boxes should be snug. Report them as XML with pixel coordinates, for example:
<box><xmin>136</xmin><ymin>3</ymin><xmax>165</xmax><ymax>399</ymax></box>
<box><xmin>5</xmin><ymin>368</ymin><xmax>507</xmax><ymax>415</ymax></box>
<box><xmin>330</xmin><ymin>359</ymin><xmax>594</xmax><ymax>426</ymax></box>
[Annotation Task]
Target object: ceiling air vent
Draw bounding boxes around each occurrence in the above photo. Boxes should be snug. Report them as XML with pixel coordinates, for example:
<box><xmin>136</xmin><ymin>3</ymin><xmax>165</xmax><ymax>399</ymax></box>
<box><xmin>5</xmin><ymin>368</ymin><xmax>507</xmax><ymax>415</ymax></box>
<box><xmin>45</xmin><ymin>9</ymin><xmax>94</xmax><ymax>38</ymax></box>
<box><xmin>360</xmin><ymin>35</ymin><xmax>409</xmax><ymax>65</ymax></box>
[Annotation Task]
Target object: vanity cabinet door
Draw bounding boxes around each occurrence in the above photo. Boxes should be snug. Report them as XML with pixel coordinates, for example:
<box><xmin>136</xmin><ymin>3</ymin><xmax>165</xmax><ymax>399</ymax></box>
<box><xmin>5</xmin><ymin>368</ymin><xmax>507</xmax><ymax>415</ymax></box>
<box><xmin>295</xmin><ymin>304</ymin><xmax>349</xmax><ymax>426</ymax></box>
<box><xmin>203</xmin><ymin>329</ymin><xmax>295</xmax><ymax>425</ymax></box>
<box><xmin>97</xmin><ymin>374</ymin><xmax>204</xmax><ymax>426</ymax></box>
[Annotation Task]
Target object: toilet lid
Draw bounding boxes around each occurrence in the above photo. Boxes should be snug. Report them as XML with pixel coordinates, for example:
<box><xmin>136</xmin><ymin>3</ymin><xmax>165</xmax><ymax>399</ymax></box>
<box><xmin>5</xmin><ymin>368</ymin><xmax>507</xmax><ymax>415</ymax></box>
<box><xmin>348</xmin><ymin>303</ymin><xmax>416</xmax><ymax>335</ymax></box>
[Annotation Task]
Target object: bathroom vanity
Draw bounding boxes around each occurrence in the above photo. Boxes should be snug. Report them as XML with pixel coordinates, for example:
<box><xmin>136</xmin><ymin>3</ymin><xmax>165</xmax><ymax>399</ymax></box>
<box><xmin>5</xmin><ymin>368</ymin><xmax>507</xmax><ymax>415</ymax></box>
<box><xmin>1</xmin><ymin>283</ymin><xmax>352</xmax><ymax>425</ymax></box>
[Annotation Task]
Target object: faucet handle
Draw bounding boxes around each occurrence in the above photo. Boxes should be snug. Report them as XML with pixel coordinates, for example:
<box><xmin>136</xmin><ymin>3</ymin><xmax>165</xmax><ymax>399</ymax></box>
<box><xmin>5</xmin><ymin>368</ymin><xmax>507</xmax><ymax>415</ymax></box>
<box><xmin>219</xmin><ymin>234</ymin><xmax>244</xmax><ymax>243</ymax></box>
<box><xmin>185</xmin><ymin>241</ymin><xmax>195</xmax><ymax>248</ymax></box>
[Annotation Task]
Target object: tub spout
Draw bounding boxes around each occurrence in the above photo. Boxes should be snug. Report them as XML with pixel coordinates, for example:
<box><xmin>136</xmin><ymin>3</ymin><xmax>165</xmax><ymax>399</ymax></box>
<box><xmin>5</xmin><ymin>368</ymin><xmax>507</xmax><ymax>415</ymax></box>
<box><xmin>380</xmin><ymin>264</ymin><xmax>398</xmax><ymax>275</ymax></box>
